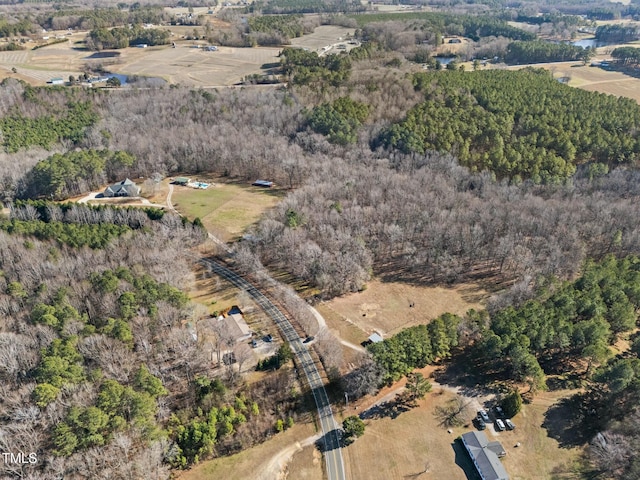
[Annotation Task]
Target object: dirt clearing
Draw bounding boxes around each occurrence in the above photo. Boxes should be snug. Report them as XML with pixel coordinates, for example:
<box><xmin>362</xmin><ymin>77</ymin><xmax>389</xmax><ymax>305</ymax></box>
<box><xmin>290</xmin><ymin>25</ymin><xmax>356</xmax><ymax>51</ymax></box>
<box><xmin>324</xmin><ymin>279</ymin><xmax>488</xmax><ymax>338</ymax></box>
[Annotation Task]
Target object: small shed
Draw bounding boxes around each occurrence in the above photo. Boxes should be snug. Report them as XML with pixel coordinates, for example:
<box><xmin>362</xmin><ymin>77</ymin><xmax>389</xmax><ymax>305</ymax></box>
<box><xmin>368</xmin><ymin>332</ymin><xmax>383</xmax><ymax>343</ymax></box>
<box><xmin>174</xmin><ymin>177</ymin><xmax>190</xmax><ymax>185</ymax></box>
<box><xmin>252</xmin><ymin>180</ymin><xmax>274</xmax><ymax>188</ymax></box>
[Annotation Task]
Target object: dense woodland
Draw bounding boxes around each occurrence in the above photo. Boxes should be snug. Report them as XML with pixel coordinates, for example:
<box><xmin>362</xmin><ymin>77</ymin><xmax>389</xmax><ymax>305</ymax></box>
<box><xmin>0</xmin><ymin>203</ymin><xmax>309</xmax><ymax>479</ymax></box>
<box><xmin>2</xmin><ymin>2</ymin><xmax>640</xmax><ymax>478</ymax></box>
<box><xmin>381</xmin><ymin>69</ymin><xmax>640</xmax><ymax>181</ymax></box>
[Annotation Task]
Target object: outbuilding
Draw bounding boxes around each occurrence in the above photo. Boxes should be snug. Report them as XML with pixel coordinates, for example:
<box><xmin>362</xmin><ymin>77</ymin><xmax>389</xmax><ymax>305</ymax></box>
<box><xmin>252</xmin><ymin>180</ymin><xmax>274</xmax><ymax>188</ymax></box>
<box><xmin>174</xmin><ymin>177</ymin><xmax>190</xmax><ymax>186</ymax></box>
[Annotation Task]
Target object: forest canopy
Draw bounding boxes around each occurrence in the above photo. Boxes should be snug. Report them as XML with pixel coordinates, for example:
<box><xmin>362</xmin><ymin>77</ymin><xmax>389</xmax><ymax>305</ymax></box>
<box><xmin>379</xmin><ymin>69</ymin><xmax>640</xmax><ymax>182</ymax></box>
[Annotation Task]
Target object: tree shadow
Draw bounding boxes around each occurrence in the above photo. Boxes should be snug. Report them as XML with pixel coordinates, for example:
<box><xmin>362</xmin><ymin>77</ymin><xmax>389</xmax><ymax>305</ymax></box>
<box><xmin>315</xmin><ymin>428</ymin><xmax>343</xmax><ymax>453</ymax></box>
<box><xmin>452</xmin><ymin>439</ymin><xmax>482</xmax><ymax>480</ymax></box>
<box><xmin>360</xmin><ymin>399</ymin><xmax>411</xmax><ymax>421</ymax></box>
<box><xmin>432</xmin><ymin>358</ymin><xmax>498</xmax><ymax>401</ymax></box>
<box><xmin>542</xmin><ymin>395</ymin><xmax>594</xmax><ymax>449</ymax></box>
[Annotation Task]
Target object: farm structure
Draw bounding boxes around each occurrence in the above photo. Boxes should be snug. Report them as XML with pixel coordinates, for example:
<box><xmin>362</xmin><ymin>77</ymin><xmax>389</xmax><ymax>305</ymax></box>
<box><xmin>461</xmin><ymin>431</ymin><xmax>509</xmax><ymax>480</ymax></box>
<box><xmin>173</xmin><ymin>177</ymin><xmax>190</xmax><ymax>185</ymax></box>
<box><xmin>103</xmin><ymin>178</ymin><xmax>141</xmax><ymax>198</ymax></box>
<box><xmin>252</xmin><ymin>180</ymin><xmax>274</xmax><ymax>188</ymax></box>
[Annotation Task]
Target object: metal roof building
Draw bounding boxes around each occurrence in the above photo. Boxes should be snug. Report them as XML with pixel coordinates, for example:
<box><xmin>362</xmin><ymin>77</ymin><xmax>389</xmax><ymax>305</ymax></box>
<box><xmin>461</xmin><ymin>431</ymin><xmax>509</xmax><ymax>480</ymax></box>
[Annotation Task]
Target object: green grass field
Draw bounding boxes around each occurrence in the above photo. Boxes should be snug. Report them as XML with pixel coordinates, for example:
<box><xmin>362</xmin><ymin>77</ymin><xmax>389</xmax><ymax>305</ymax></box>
<box><xmin>171</xmin><ymin>180</ymin><xmax>283</xmax><ymax>242</ymax></box>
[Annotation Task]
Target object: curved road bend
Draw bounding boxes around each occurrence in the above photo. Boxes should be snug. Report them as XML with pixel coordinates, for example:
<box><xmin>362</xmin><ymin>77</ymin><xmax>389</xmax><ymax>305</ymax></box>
<box><xmin>201</xmin><ymin>258</ymin><xmax>346</xmax><ymax>480</ymax></box>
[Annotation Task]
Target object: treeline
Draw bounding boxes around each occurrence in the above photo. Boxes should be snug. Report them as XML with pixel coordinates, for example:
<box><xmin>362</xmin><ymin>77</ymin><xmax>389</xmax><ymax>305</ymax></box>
<box><xmin>86</xmin><ymin>25</ymin><xmax>170</xmax><ymax>50</ymax></box>
<box><xmin>3</xmin><ymin>201</ymin><xmax>205</xmax><ymax>248</ymax></box>
<box><xmin>476</xmin><ymin>255</ymin><xmax>640</xmax><ymax>391</ymax></box>
<box><xmin>19</xmin><ymin>149</ymin><xmax>136</xmax><ymax>200</ymax></box>
<box><xmin>501</xmin><ymin>12</ymin><xmax>585</xmax><ymax>27</ymax></box>
<box><xmin>612</xmin><ymin>46</ymin><xmax>640</xmax><ymax>65</ymax></box>
<box><xmin>248</xmin><ymin>14</ymin><xmax>306</xmax><ymax>40</ymax></box>
<box><xmin>0</xmin><ymin>17</ymin><xmax>34</xmax><ymax>37</ymax></box>
<box><xmin>280</xmin><ymin>47</ymin><xmax>352</xmax><ymax>86</ymax></box>
<box><xmin>348</xmin><ymin>12</ymin><xmax>536</xmax><ymax>42</ymax></box>
<box><xmin>0</xmin><ymin>100</ymin><xmax>98</xmax><ymax>153</ymax></box>
<box><xmin>362</xmin><ymin>254</ymin><xmax>640</xmax><ymax>394</ymax></box>
<box><xmin>368</xmin><ymin>313</ymin><xmax>461</xmax><ymax>384</ymax></box>
<box><xmin>252</xmin><ymin>0</ymin><xmax>365</xmax><ymax>14</ymax></box>
<box><xmin>37</xmin><ymin>6</ymin><xmax>168</xmax><ymax>31</ymax></box>
<box><xmin>505</xmin><ymin>40</ymin><xmax>587</xmax><ymax>64</ymax></box>
<box><xmin>586</xmin><ymin>338</ymin><xmax>640</xmax><ymax>477</ymax></box>
<box><xmin>379</xmin><ymin>69</ymin><xmax>640</xmax><ymax>182</ymax></box>
<box><xmin>595</xmin><ymin>24</ymin><xmax>639</xmax><ymax>43</ymax></box>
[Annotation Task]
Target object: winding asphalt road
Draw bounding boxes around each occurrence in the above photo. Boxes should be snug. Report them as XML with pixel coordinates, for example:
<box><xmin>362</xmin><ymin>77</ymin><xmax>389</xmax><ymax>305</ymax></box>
<box><xmin>201</xmin><ymin>258</ymin><xmax>346</xmax><ymax>480</ymax></box>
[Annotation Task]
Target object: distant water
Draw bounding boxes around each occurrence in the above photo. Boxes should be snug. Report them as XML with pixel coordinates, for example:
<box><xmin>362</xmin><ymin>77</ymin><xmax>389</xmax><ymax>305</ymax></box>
<box><xmin>434</xmin><ymin>56</ymin><xmax>456</xmax><ymax>65</ymax></box>
<box><xmin>571</xmin><ymin>38</ymin><xmax>606</xmax><ymax>49</ymax></box>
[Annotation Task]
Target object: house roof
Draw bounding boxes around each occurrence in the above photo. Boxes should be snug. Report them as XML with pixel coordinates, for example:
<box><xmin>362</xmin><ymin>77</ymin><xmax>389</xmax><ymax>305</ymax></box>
<box><xmin>212</xmin><ymin>312</ymin><xmax>251</xmax><ymax>343</ymax></box>
<box><xmin>104</xmin><ymin>178</ymin><xmax>140</xmax><ymax>196</ymax></box>
<box><xmin>461</xmin><ymin>431</ymin><xmax>509</xmax><ymax>480</ymax></box>
<box><xmin>174</xmin><ymin>177</ymin><xmax>190</xmax><ymax>184</ymax></box>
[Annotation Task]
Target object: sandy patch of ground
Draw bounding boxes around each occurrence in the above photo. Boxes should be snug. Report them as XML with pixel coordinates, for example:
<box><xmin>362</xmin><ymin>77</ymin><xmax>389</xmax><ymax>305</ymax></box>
<box><xmin>324</xmin><ymin>279</ymin><xmax>488</xmax><ymax>338</ymax></box>
<box><xmin>290</xmin><ymin>25</ymin><xmax>356</xmax><ymax>52</ymax></box>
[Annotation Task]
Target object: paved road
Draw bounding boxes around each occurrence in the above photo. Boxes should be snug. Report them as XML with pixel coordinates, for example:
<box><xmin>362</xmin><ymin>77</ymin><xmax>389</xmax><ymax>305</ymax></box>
<box><xmin>201</xmin><ymin>258</ymin><xmax>346</xmax><ymax>480</ymax></box>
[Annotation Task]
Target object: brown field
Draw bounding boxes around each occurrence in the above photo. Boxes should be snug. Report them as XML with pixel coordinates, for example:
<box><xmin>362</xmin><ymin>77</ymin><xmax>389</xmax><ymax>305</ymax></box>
<box><xmin>109</xmin><ymin>44</ymin><xmax>281</xmax><ymax>86</ymax></box>
<box><xmin>342</xmin><ymin>385</ymin><xmax>583</xmax><ymax>480</ymax></box>
<box><xmin>0</xmin><ymin>22</ymin><xmax>356</xmax><ymax>87</ymax></box>
<box><xmin>289</xmin><ymin>25</ymin><xmax>356</xmax><ymax>51</ymax></box>
<box><xmin>323</xmin><ymin>279</ymin><xmax>488</xmax><ymax>338</ymax></box>
<box><xmin>505</xmin><ymin>58</ymin><xmax>640</xmax><ymax>103</ymax></box>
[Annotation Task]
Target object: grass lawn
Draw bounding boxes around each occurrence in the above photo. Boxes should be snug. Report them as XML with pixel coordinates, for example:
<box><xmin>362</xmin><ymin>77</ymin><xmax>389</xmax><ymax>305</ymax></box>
<box><xmin>171</xmin><ymin>178</ymin><xmax>283</xmax><ymax>242</ymax></box>
<box><xmin>341</xmin><ymin>385</ymin><xmax>583</xmax><ymax>480</ymax></box>
<box><xmin>343</xmin><ymin>390</ymin><xmax>470</xmax><ymax>480</ymax></box>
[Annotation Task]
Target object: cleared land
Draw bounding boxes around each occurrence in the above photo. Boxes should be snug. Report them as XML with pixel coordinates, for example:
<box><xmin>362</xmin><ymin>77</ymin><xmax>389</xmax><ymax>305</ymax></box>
<box><xmin>290</xmin><ymin>25</ymin><xmax>356</xmax><ymax>52</ymax></box>
<box><xmin>505</xmin><ymin>59</ymin><xmax>640</xmax><ymax>104</ymax></box>
<box><xmin>324</xmin><ymin>279</ymin><xmax>488</xmax><ymax>338</ymax></box>
<box><xmin>170</xmin><ymin>177</ymin><xmax>283</xmax><ymax>243</ymax></box>
<box><xmin>342</xmin><ymin>384</ymin><xmax>582</xmax><ymax>480</ymax></box>
<box><xmin>109</xmin><ymin>44</ymin><xmax>281</xmax><ymax>85</ymax></box>
<box><xmin>177</xmin><ymin>422</ymin><xmax>322</xmax><ymax>480</ymax></box>
<box><xmin>0</xmin><ymin>23</ymin><xmax>355</xmax><ymax>86</ymax></box>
